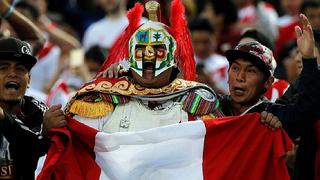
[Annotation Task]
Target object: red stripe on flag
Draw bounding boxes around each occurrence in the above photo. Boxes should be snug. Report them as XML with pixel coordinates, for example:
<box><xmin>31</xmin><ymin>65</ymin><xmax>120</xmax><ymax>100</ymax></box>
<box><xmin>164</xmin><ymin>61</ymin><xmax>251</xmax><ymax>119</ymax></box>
<box><xmin>37</xmin><ymin>117</ymin><xmax>101</xmax><ymax>180</ymax></box>
<box><xmin>202</xmin><ymin>113</ymin><xmax>292</xmax><ymax>180</ymax></box>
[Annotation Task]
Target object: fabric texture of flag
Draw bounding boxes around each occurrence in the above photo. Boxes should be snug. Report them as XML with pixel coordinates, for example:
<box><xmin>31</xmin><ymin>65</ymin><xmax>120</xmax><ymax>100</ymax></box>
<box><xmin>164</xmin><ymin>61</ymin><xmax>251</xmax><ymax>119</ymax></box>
<box><xmin>37</xmin><ymin>113</ymin><xmax>293</xmax><ymax>180</ymax></box>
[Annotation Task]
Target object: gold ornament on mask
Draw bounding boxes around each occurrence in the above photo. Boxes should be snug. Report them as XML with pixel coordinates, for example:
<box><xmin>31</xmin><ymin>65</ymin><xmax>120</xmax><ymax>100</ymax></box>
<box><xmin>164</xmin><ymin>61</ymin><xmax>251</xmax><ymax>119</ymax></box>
<box><xmin>144</xmin><ymin>45</ymin><xmax>156</xmax><ymax>60</ymax></box>
<box><xmin>145</xmin><ymin>1</ymin><xmax>160</xmax><ymax>22</ymax></box>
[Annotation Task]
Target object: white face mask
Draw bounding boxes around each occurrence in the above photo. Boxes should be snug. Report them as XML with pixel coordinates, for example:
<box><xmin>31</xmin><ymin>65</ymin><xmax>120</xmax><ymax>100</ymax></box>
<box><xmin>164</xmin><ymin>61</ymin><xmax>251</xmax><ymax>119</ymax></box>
<box><xmin>128</xmin><ymin>21</ymin><xmax>177</xmax><ymax>77</ymax></box>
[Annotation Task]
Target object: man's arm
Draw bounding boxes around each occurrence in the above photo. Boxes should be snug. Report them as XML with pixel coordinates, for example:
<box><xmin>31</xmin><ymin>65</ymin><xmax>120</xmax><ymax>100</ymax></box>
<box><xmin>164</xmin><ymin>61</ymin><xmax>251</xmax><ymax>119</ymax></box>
<box><xmin>270</xmin><ymin>14</ymin><xmax>320</xmax><ymax>139</ymax></box>
<box><xmin>0</xmin><ymin>0</ymin><xmax>45</xmax><ymax>55</ymax></box>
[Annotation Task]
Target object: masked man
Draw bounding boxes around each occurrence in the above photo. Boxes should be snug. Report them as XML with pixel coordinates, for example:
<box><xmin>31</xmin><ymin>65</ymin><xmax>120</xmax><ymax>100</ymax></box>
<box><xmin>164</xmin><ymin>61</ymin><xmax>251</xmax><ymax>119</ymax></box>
<box><xmin>64</xmin><ymin>0</ymin><xmax>222</xmax><ymax>132</ymax></box>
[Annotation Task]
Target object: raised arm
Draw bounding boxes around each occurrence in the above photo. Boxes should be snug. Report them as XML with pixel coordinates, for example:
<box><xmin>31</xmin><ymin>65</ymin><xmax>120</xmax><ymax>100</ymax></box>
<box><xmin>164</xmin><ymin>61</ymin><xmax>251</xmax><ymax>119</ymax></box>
<box><xmin>0</xmin><ymin>0</ymin><xmax>45</xmax><ymax>55</ymax></box>
<box><xmin>295</xmin><ymin>14</ymin><xmax>316</xmax><ymax>59</ymax></box>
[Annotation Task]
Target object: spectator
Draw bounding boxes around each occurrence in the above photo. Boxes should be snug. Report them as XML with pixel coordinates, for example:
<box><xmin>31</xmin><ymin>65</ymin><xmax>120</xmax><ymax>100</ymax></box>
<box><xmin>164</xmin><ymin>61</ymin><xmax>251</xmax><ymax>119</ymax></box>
<box><xmin>46</xmin><ymin>46</ymin><xmax>106</xmax><ymax>108</ymax></box>
<box><xmin>63</xmin><ymin>0</ymin><xmax>224</xmax><ymax>131</ymax></box>
<box><xmin>201</xmin><ymin>0</ymin><xmax>240</xmax><ymax>54</ymax></box>
<box><xmin>275</xmin><ymin>0</ymin><xmax>302</xmax><ymax>59</ymax></box>
<box><xmin>0</xmin><ymin>0</ymin><xmax>45</xmax><ymax>54</ymax></box>
<box><xmin>0</xmin><ymin>37</ymin><xmax>64</xmax><ymax>179</ymax></box>
<box><xmin>238</xmin><ymin>28</ymin><xmax>290</xmax><ymax>102</ymax></box>
<box><xmin>276</xmin><ymin>29</ymin><xmax>320</xmax><ymax>180</ymax></box>
<box><xmin>15</xmin><ymin>1</ymin><xmax>80</xmax><ymax>96</ymax></box>
<box><xmin>189</xmin><ymin>16</ymin><xmax>229</xmax><ymax>94</ymax></box>
<box><xmin>236</xmin><ymin>0</ymin><xmax>279</xmax><ymax>43</ymax></box>
<box><xmin>82</xmin><ymin>0</ymin><xmax>128</xmax><ymax>51</ymax></box>
<box><xmin>220</xmin><ymin>14</ymin><xmax>320</xmax><ymax>141</ymax></box>
<box><xmin>301</xmin><ymin>1</ymin><xmax>320</xmax><ymax>30</ymax></box>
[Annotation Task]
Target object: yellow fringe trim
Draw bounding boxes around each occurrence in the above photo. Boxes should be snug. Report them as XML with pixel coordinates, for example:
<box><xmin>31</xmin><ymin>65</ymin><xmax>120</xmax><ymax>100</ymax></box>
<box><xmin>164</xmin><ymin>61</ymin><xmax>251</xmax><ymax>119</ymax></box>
<box><xmin>201</xmin><ymin>114</ymin><xmax>217</xmax><ymax>120</ymax></box>
<box><xmin>69</xmin><ymin>100</ymin><xmax>114</xmax><ymax>118</ymax></box>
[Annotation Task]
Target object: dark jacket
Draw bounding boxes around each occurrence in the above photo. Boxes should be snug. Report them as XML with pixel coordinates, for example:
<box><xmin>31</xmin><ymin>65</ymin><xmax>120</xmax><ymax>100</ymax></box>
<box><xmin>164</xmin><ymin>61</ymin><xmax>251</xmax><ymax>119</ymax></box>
<box><xmin>276</xmin><ymin>60</ymin><xmax>320</xmax><ymax>180</ymax></box>
<box><xmin>0</xmin><ymin>96</ymin><xmax>50</xmax><ymax>180</ymax></box>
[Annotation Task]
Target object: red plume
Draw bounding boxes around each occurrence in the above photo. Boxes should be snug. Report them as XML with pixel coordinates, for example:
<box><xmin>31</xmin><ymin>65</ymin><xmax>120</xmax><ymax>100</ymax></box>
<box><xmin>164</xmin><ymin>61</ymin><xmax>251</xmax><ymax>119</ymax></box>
<box><xmin>97</xmin><ymin>3</ymin><xmax>144</xmax><ymax>75</ymax></box>
<box><xmin>168</xmin><ymin>0</ymin><xmax>196</xmax><ymax>81</ymax></box>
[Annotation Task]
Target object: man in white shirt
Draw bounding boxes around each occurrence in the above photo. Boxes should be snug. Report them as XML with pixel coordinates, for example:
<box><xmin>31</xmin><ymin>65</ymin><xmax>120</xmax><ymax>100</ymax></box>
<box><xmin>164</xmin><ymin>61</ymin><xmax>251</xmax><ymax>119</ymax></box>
<box><xmin>189</xmin><ymin>16</ymin><xmax>229</xmax><ymax>94</ymax></box>
<box><xmin>82</xmin><ymin>0</ymin><xmax>128</xmax><ymax>51</ymax></box>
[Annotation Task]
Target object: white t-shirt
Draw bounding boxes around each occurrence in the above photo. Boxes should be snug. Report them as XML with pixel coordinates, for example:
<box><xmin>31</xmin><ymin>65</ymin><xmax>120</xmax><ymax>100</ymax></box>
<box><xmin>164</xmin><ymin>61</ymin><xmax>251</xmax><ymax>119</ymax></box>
<box><xmin>29</xmin><ymin>45</ymin><xmax>61</xmax><ymax>92</ymax></box>
<box><xmin>196</xmin><ymin>54</ymin><xmax>229</xmax><ymax>94</ymax></box>
<box><xmin>82</xmin><ymin>15</ymin><xmax>128</xmax><ymax>50</ymax></box>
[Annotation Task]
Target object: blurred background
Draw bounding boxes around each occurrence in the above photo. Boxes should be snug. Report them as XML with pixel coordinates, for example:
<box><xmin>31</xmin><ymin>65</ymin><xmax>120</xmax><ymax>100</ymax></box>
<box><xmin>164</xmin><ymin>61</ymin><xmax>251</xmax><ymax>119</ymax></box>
<box><xmin>2</xmin><ymin>0</ymin><xmax>320</xmax><ymax>107</ymax></box>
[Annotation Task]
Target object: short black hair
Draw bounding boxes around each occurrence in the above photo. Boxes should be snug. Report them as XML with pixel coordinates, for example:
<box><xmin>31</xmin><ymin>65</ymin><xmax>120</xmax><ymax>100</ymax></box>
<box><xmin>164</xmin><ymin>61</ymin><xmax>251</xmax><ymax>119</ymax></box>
<box><xmin>85</xmin><ymin>45</ymin><xmax>106</xmax><ymax>65</ymax></box>
<box><xmin>240</xmin><ymin>29</ymin><xmax>275</xmax><ymax>51</ymax></box>
<box><xmin>211</xmin><ymin>0</ymin><xmax>238</xmax><ymax>26</ymax></box>
<box><xmin>301</xmin><ymin>1</ymin><xmax>320</xmax><ymax>14</ymax></box>
<box><xmin>189</xmin><ymin>16</ymin><xmax>214</xmax><ymax>33</ymax></box>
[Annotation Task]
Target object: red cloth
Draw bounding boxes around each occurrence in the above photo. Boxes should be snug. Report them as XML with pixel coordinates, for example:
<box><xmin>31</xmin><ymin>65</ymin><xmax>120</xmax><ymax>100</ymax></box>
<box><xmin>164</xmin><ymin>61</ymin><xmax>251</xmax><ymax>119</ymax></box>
<box><xmin>36</xmin><ymin>42</ymin><xmax>55</xmax><ymax>60</ymax></box>
<box><xmin>46</xmin><ymin>81</ymin><xmax>69</xmax><ymax>106</ymax></box>
<box><xmin>203</xmin><ymin>114</ymin><xmax>292</xmax><ymax>180</ymax></box>
<box><xmin>275</xmin><ymin>19</ymin><xmax>299</xmax><ymax>59</ymax></box>
<box><xmin>264</xmin><ymin>79</ymin><xmax>290</xmax><ymax>101</ymax></box>
<box><xmin>36</xmin><ymin>117</ymin><xmax>100</xmax><ymax>180</ymax></box>
<box><xmin>37</xmin><ymin>113</ymin><xmax>293</xmax><ymax>180</ymax></box>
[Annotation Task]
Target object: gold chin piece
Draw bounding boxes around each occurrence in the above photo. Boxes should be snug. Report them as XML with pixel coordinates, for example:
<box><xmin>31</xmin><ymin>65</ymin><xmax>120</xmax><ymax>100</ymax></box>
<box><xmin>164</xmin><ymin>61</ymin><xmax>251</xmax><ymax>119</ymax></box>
<box><xmin>145</xmin><ymin>1</ymin><xmax>160</xmax><ymax>22</ymax></box>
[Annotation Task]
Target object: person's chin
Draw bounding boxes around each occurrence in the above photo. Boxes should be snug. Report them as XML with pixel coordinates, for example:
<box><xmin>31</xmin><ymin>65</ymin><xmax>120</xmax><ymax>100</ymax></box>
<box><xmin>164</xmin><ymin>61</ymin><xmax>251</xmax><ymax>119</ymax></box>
<box><xmin>0</xmin><ymin>98</ymin><xmax>21</xmax><ymax>104</ymax></box>
<box><xmin>231</xmin><ymin>94</ymin><xmax>246</xmax><ymax>103</ymax></box>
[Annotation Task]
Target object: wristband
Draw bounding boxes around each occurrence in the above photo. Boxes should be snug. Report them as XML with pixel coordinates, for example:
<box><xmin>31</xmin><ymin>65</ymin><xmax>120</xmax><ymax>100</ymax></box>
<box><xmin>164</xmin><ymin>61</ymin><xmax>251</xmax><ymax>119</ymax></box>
<box><xmin>3</xmin><ymin>5</ymin><xmax>14</xmax><ymax>19</ymax></box>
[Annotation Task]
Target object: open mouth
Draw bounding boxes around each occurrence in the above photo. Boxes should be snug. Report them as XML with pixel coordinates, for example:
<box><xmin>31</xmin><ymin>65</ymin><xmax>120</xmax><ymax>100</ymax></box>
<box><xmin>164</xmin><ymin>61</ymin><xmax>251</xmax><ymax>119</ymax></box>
<box><xmin>233</xmin><ymin>87</ymin><xmax>245</xmax><ymax>95</ymax></box>
<box><xmin>143</xmin><ymin>61</ymin><xmax>155</xmax><ymax>71</ymax></box>
<box><xmin>5</xmin><ymin>81</ymin><xmax>20</xmax><ymax>90</ymax></box>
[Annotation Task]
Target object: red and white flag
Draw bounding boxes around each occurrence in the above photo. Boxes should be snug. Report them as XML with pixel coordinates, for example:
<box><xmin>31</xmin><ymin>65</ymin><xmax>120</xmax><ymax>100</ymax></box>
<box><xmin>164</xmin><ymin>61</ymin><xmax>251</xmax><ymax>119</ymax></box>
<box><xmin>37</xmin><ymin>113</ymin><xmax>293</xmax><ymax>180</ymax></box>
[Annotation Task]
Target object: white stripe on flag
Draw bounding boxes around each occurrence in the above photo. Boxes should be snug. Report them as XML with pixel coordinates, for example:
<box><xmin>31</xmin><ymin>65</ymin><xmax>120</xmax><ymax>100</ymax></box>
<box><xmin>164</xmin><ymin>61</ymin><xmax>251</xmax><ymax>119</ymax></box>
<box><xmin>94</xmin><ymin>121</ymin><xmax>206</xmax><ymax>180</ymax></box>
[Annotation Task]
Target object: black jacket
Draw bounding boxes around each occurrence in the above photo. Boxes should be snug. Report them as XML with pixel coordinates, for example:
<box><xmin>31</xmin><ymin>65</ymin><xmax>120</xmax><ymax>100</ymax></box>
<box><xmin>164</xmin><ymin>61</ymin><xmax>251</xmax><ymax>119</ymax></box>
<box><xmin>276</xmin><ymin>59</ymin><xmax>320</xmax><ymax>180</ymax></box>
<box><xmin>0</xmin><ymin>96</ymin><xmax>50</xmax><ymax>180</ymax></box>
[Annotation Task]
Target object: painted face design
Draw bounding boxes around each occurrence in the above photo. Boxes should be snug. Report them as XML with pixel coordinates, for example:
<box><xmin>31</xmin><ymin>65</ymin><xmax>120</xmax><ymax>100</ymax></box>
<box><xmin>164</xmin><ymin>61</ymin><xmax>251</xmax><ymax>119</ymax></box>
<box><xmin>129</xmin><ymin>21</ymin><xmax>176</xmax><ymax>77</ymax></box>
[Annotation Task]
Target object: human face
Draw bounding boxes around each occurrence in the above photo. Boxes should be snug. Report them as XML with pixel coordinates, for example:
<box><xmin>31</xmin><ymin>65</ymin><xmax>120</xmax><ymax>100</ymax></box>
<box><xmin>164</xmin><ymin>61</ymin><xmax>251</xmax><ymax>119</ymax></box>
<box><xmin>0</xmin><ymin>60</ymin><xmax>29</xmax><ymax>103</ymax></box>
<box><xmin>191</xmin><ymin>30</ymin><xmax>215</xmax><ymax>60</ymax></box>
<box><xmin>283</xmin><ymin>49</ymin><xmax>302</xmax><ymax>83</ymax></box>
<box><xmin>228</xmin><ymin>59</ymin><xmax>272</xmax><ymax>106</ymax></box>
<box><xmin>281</xmin><ymin>0</ymin><xmax>302</xmax><ymax>15</ymax></box>
<box><xmin>98</xmin><ymin>0</ymin><xmax>121</xmax><ymax>13</ymax></box>
<box><xmin>304</xmin><ymin>7</ymin><xmax>320</xmax><ymax>30</ymax></box>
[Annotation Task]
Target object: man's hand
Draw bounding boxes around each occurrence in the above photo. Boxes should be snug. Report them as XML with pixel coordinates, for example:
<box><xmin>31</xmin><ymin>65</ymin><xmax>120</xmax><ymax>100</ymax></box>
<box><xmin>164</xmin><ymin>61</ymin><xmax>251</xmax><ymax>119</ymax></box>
<box><xmin>43</xmin><ymin>104</ymin><xmax>67</xmax><ymax>136</ymax></box>
<box><xmin>96</xmin><ymin>63</ymin><xmax>128</xmax><ymax>78</ymax></box>
<box><xmin>295</xmin><ymin>14</ymin><xmax>315</xmax><ymax>59</ymax></box>
<box><xmin>260</xmin><ymin>111</ymin><xmax>282</xmax><ymax>131</ymax></box>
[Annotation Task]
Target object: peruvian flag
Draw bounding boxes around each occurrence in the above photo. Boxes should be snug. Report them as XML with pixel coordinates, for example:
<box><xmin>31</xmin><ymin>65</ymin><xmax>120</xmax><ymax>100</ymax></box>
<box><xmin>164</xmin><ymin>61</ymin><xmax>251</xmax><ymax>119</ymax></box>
<box><xmin>37</xmin><ymin>113</ymin><xmax>293</xmax><ymax>180</ymax></box>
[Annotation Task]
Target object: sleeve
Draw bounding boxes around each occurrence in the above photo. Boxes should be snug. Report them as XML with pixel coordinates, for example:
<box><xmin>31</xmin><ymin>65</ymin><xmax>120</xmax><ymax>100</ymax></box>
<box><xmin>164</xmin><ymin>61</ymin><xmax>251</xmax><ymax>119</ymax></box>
<box><xmin>270</xmin><ymin>58</ymin><xmax>320</xmax><ymax>139</ymax></box>
<box><xmin>0</xmin><ymin>111</ymin><xmax>50</xmax><ymax>156</ymax></box>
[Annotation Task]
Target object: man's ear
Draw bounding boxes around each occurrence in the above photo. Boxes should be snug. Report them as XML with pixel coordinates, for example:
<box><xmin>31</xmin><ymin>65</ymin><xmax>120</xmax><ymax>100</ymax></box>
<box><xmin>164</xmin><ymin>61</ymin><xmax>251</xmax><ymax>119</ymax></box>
<box><xmin>264</xmin><ymin>76</ymin><xmax>274</xmax><ymax>91</ymax></box>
